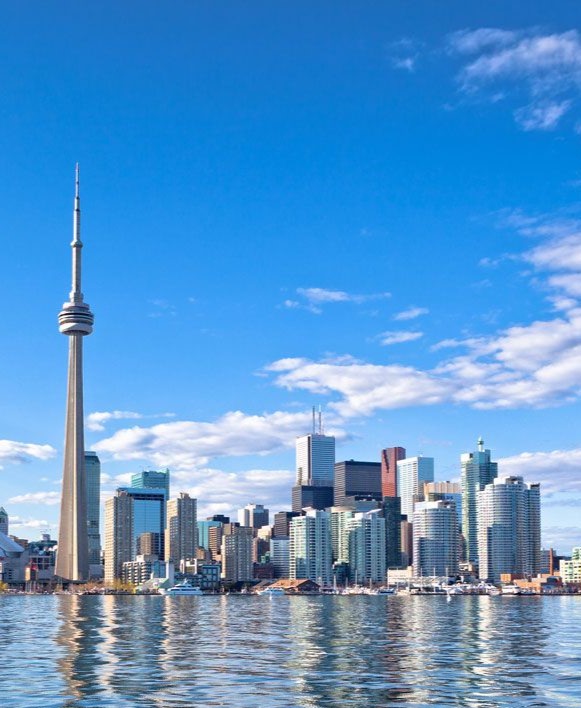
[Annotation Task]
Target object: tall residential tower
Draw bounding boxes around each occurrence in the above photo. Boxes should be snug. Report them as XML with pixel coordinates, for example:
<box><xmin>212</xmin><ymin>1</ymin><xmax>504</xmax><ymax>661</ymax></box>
<box><xmin>461</xmin><ymin>438</ymin><xmax>497</xmax><ymax>565</ymax></box>
<box><xmin>55</xmin><ymin>167</ymin><xmax>94</xmax><ymax>583</ymax></box>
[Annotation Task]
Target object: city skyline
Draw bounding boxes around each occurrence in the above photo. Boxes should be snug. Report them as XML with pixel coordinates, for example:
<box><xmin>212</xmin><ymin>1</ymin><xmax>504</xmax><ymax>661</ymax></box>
<box><xmin>2</xmin><ymin>4</ymin><xmax>581</xmax><ymax>555</ymax></box>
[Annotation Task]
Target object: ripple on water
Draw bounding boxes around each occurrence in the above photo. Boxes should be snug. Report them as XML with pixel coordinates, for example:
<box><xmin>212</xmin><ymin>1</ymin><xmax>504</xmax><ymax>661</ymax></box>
<box><xmin>0</xmin><ymin>595</ymin><xmax>580</xmax><ymax>707</ymax></box>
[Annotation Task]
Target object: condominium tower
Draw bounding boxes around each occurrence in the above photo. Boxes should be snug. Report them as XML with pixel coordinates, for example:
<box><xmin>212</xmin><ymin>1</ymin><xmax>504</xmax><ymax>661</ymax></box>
<box><xmin>413</xmin><ymin>500</ymin><xmax>459</xmax><ymax>577</ymax></box>
<box><xmin>166</xmin><ymin>493</ymin><xmax>197</xmax><ymax>564</ymax></box>
<box><xmin>55</xmin><ymin>166</ymin><xmax>94</xmax><ymax>583</ymax></box>
<box><xmin>85</xmin><ymin>451</ymin><xmax>102</xmax><ymax>575</ymax></box>
<box><xmin>477</xmin><ymin>476</ymin><xmax>541</xmax><ymax>582</ymax></box>
<box><xmin>289</xmin><ymin>508</ymin><xmax>333</xmax><ymax>585</ymax></box>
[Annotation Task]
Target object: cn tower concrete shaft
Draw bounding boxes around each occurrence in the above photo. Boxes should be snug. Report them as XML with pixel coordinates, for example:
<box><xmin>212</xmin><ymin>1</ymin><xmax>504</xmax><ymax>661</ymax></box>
<box><xmin>55</xmin><ymin>166</ymin><xmax>94</xmax><ymax>582</ymax></box>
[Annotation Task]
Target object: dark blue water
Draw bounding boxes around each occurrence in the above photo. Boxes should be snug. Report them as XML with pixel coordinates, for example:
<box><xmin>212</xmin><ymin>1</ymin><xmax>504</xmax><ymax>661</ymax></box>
<box><xmin>1</xmin><ymin>595</ymin><xmax>580</xmax><ymax>707</ymax></box>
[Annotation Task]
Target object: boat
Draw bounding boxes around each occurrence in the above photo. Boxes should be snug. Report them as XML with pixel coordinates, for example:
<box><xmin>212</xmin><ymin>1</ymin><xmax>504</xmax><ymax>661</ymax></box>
<box><xmin>160</xmin><ymin>581</ymin><xmax>204</xmax><ymax>596</ymax></box>
<box><xmin>377</xmin><ymin>586</ymin><xmax>396</xmax><ymax>595</ymax></box>
<box><xmin>502</xmin><ymin>585</ymin><xmax>522</xmax><ymax>595</ymax></box>
<box><xmin>257</xmin><ymin>586</ymin><xmax>286</xmax><ymax>596</ymax></box>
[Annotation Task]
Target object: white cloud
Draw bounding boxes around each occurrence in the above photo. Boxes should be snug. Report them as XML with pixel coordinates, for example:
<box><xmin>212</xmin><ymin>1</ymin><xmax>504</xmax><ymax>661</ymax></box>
<box><xmin>541</xmin><ymin>526</ymin><xmax>581</xmax><ymax>553</ymax></box>
<box><xmin>498</xmin><ymin>447</ymin><xmax>581</xmax><ymax>495</ymax></box>
<box><xmin>378</xmin><ymin>331</ymin><xmax>424</xmax><ymax>346</ymax></box>
<box><xmin>514</xmin><ymin>100</ymin><xmax>572</xmax><ymax>130</ymax></box>
<box><xmin>94</xmin><ymin>409</ymin><xmax>347</xmax><ymax>470</ymax></box>
<box><xmin>0</xmin><ymin>440</ymin><xmax>56</xmax><ymax>469</ymax></box>
<box><xmin>449</xmin><ymin>28</ymin><xmax>581</xmax><ymax>131</ymax></box>
<box><xmin>8</xmin><ymin>491</ymin><xmax>61</xmax><ymax>506</ymax></box>
<box><xmin>8</xmin><ymin>516</ymin><xmax>52</xmax><ymax>532</ymax></box>
<box><xmin>296</xmin><ymin>287</ymin><xmax>390</xmax><ymax>305</ymax></box>
<box><xmin>86</xmin><ymin>410</ymin><xmax>175</xmax><ymax>432</ymax></box>
<box><xmin>393</xmin><ymin>306</ymin><xmax>429</xmax><ymax>321</ymax></box>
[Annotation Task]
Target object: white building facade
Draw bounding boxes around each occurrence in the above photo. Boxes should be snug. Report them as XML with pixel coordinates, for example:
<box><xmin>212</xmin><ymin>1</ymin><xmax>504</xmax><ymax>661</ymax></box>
<box><xmin>289</xmin><ymin>508</ymin><xmax>333</xmax><ymax>585</ymax></box>
<box><xmin>397</xmin><ymin>456</ymin><xmax>435</xmax><ymax>519</ymax></box>
<box><xmin>346</xmin><ymin>510</ymin><xmax>387</xmax><ymax>583</ymax></box>
<box><xmin>296</xmin><ymin>433</ymin><xmax>335</xmax><ymax>486</ymax></box>
<box><xmin>413</xmin><ymin>500</ymin><xmax>459</xmax><ymax>577</ymax></box>
<box><xmin>477</xmin><ymin>476</ymin><xmax>541</xmax><ymax>582</ymax></box>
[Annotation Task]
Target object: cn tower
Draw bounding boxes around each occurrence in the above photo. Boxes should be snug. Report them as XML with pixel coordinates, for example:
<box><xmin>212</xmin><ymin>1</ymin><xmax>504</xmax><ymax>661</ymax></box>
<box><xmin>55</xmin><ymin>165</ymin><xmax>94</xmax><ymax>582</ymax></box>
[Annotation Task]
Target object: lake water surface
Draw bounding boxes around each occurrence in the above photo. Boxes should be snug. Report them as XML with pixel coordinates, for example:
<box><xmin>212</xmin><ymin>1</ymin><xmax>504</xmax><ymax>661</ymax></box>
<box><xmin>1</xmin><ymin>594</ymin><xmax>580</xmax><ymax>707</ymax></box>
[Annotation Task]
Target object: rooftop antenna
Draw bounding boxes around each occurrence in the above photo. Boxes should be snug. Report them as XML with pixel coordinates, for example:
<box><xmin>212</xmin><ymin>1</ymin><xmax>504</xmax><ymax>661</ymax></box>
<box><xmin>478</xmin><ymin>436</ymin><xmax>484</xmax><ymax>452</ymax></box>
<box><xmin>312</xmin><ymin>406</ymin><xmax>316</xmax><ymax>435</ymax></box>
<box><xmin>318</xmin><ymin>405</ymin><xmax>323</xmax><ymax>435</ymax></box>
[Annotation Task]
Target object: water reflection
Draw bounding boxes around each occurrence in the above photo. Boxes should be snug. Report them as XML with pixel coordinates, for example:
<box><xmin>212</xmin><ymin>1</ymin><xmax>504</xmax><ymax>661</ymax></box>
<box><xmin>1</xmin><ymin>595</ymin><xmax>580</xmax><ymax>707</ymax></box>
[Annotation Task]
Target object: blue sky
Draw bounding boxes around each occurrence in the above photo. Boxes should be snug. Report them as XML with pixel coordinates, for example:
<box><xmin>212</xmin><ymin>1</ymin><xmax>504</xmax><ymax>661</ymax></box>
<box><xmin>2</xmin><ymin>2</ymin><xmax>581</xmax><ymax>553</ymax></box>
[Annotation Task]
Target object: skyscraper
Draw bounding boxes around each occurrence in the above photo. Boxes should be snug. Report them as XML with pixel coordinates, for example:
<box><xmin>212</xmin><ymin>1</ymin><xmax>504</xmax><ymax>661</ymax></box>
<box><xmin>397</xmin><ymin>456</ymin><xmax>434</xmax><ymax>518</ymax></box>
<box><xmin>237</xmin><ymin>503</ymin><xmax>270</xmax><ymax>530</ymax></box>
<box><xmin>56</xmin><ymin>166</ymin><xmax>94</xmax><ymax>583</ymax></box>
<box><xmin>295</xmin><ymin>433</ymin><xmax>335</xmax><ymax>486</ymax></box>
<box><xmin>291</xmin><ymin>484</ymin><xmax>334</xmax><ymax>513</ymax></box>
<box><xmin>477</xmin><ymin>476</ymin><xmax>541</xmax><ymax>582</ymax></box>
<box><xmin>104</xmin><ymin>486</ymin><xmax>167</xmax><ymax>580</ymax></box>
<box><xmin>85</xmin><ymin>451</ymin><xmax>101</xmax><ymax>575</ymax></box>
<box><xmin>0</xmin><ymin>507</ymin><xmax>8</xmax><ymax>536</ymax></box>
<box><xmin>131</xmin><ymin>469</ymin><xmax>170</xmax><ymax>498</ymax></box>
<box><xmin>461</xmin><ymin>438</ymin><xmax>498</xmax><ymax>564</ymax></box>
<box><xmin>381</xmin><ymin>446</ymin><xmax>406</xmax><ymax>498</ymax></box>
<box><xmin>221</xmin><ymin>524</ymin><xmax>253</xmax><ymax>583</ymax></box>
<box><xmin>334</xmin><ymin>460</ymin><xmax>382</xmax><ymax>507</ymax></box>
<box><xmin>380</xmin><ymin>496</ymin><xmax>402</xmax><ymax>568</ymax></box>
<box><xmin>166</xmin><ymin>493</ymin><xmax>197</xmax><ymax>564</ymax></box>
<box><xmin>413</xmin><ymin>500</ymin><xmax>459</xmax><ymax>577</ymax></box>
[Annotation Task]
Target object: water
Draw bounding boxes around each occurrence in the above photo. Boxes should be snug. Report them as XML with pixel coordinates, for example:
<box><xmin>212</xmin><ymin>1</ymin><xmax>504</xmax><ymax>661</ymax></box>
<box><xmin>1</xmin><ymin>595</ymin><xmax>580</xmax><ymax>707</ymax></box>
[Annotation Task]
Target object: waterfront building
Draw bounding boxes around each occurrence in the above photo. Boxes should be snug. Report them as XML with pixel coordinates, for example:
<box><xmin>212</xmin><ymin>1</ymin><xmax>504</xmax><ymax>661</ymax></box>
<box><xmin>55</xmin><ymin>167</ymin><xmax>93</xmax><ymax>583</ymax></box>
<box><xmin>270</xmin><ymin>537</ymin><xmax>290</xmax><ymax>578</ymax></box>
<box><xmin>221</xmin><ymin>524</ymin><xmax>253</xmax><ymax>583</ymax></box>
<box><xmin>413</xmin><ymin>500</ymin><xmax>459</xmax><ymax>577</ymax></box>
<box><xmin>291</xmin><ymin>484</ymin><xmax>334</xmax><ymax>513</ymax></box>
<box><xmin>477</xmin><ymin>476</ymin><xmax>541</xmax><ymax>582</ymax></box>
<box><xmin>26</xmin><ymin>535</ymin><xmax>58</xmax><ymax>587</ymax></box>
<box><xmin>330</xmin><ymin>507</ymin><xmax>354</xmax><ymax>564</ymax></box>
<box><xmin>85</xmin><ymin>451</ymin><xmax>102</xmax><ymax>577</ymax></box>
<box><xmin>166</xmin><ymin>493</ymin><xmax>197</xmax><ymax>564</ymax></box>
<box><xmin>540</xmin><ymin>548</ymin><xmax>556</xmax><ymax>575</ymax></box>
<box><xmin>334</xmin><ymin>460</ymin><xmax>382</xmax><ymax>507</ymax></box>
<box><xmin>461</xmin><ymin>438</ymin><xmax>498</xmax><ymax>564</ymax></box>
<box><xmin>560</xmin><ymin>548</ymin><xmax>581</xmax><ymax>585</ymax></box>
<box><xmin>197</xmin><ymin>520</ymin><xmax>222</xmax><ymax>550</ymax></box>
<box><xmin>237</xmin><ymin>503</ymin><xmax>269</xmax><ymax>530</ymax></box>
<box><xmin>0</xmin><ymin>532</ymin><xmax>26</xmax><ymax>584</ymax></box>
<box><xmin>289</xmin><ymin>508</ymin><xmax>332</xmax><ymax>585</ymax></box>
<box><xmin>0</xmin><ymin>507</ymin><xmax>8</xmax><ymax>535</ymax></box>
<box><xmin>253</xmin><ymin>525</ymin><xmax>272</xmax><ymax>563</ymax></box>
<box><xmin>346</xmin><ymin>510</ymin><xmax>387</xmax><ymax>583</ymax></box>
<box><xmin>273</xmin><ymin>511</ymin><xmax>299</xmax><ymax>537</ymax></box>
<box><xmin>397</xmin><ymin>456</ymin><xmax>434</xmax><ymax>518</ymax></box>
<box><xmin>121</xmin><ymin>554</ymin><xmax>167</xmax><ymax>585</ymax></box>
<box><xmin>381</xmin><ymin>446</ymin><xmax>406</xmax><ymax>498</ymax></box>
<box><xmin>296</xmin><ymin>432</ymin><xmax>335</xmax><ymax>486</ymax></box>
<box><xmin>380</xmin><ymin>496</ymin><xmax>402</xmax><ymax>568</ymax></box>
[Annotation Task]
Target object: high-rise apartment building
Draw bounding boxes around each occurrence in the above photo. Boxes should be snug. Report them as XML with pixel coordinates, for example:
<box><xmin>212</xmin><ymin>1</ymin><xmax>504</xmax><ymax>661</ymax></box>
<box><xmin>166</xmin><ymin>493</ymin><xmax>197</xmax><ymax>564</ymax></box>
<box><xmin>197</xmin><ymin>520</ymin><xmax>222</xmax><ymax>550</ymax></box>
<box><xmin>56</xmin><ymin>167</ymin><xmax>93</xmax><ymax>583</ymax></box>
<box><xmin>334</xmin><ymin>460</ymin><xmax>382</xmax><ymax>507</ymax></box>
<box><xmin>477</xmin><ymin>476</ymin><xmax>541</xmax><ymax>582</ymax></box>
<box><xmin>0</xmin><ymin>507</ymin><xmax>8</xmax><ymax>536</ymax></box>
<box><xmin>397</xmin><ymin>456</ymin><xmax>435</xmax><ymax>518</ymax></box>
<box><xmin>237</xmin><ymin>503</ymin><xmax>269</xmax><ymax>530</ymax></box>
<box><xmin>424</xmin><ymin>481</ymin><xmax>462</xmax><ymax>527</ymax></box>
<box><xmin>85</xmin><ymin>451</ymin><xmax>101</xmax><ymax>574</ymax></box>
<box><xmin>413</xmin><ymin>500</ymin><xmax>459</xmax><ymax>577</ymax></box>
<box><xmin>381</xmin><ymin>446</ymin><xmax>406</xmax><ymax>498</ymax></box>
<box><xmin>329</xmin><ymin>507</ymin><xmax>355</xmax><ymax>564</ymax></box>
<box><xmin>289</xmin><ymin>508</ymin><xmax>333</xmax><ymax>585</ymax></box>
<box><xmin>104</xmin><ymin>491</ymin><xmax>133</xmax><ymax>582</ymax></box>
<box><xmin>221</xmin><ymin>524</ymin><xmax>253</xmax><ymax>583</ymax></box>
<box><xmin>295</xmin><ymin>433</ymin><xmax>335</xmax><ymax>486</ymax></box>
<box><xmin>461</xmin><ymin>438</ymin><xmax>498</xmax><ymax>564</ymax></box>
<box><xmin>346</xmin><ymin>510</ymin><xmax>387</xmax><ymax>583</ymax></box>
